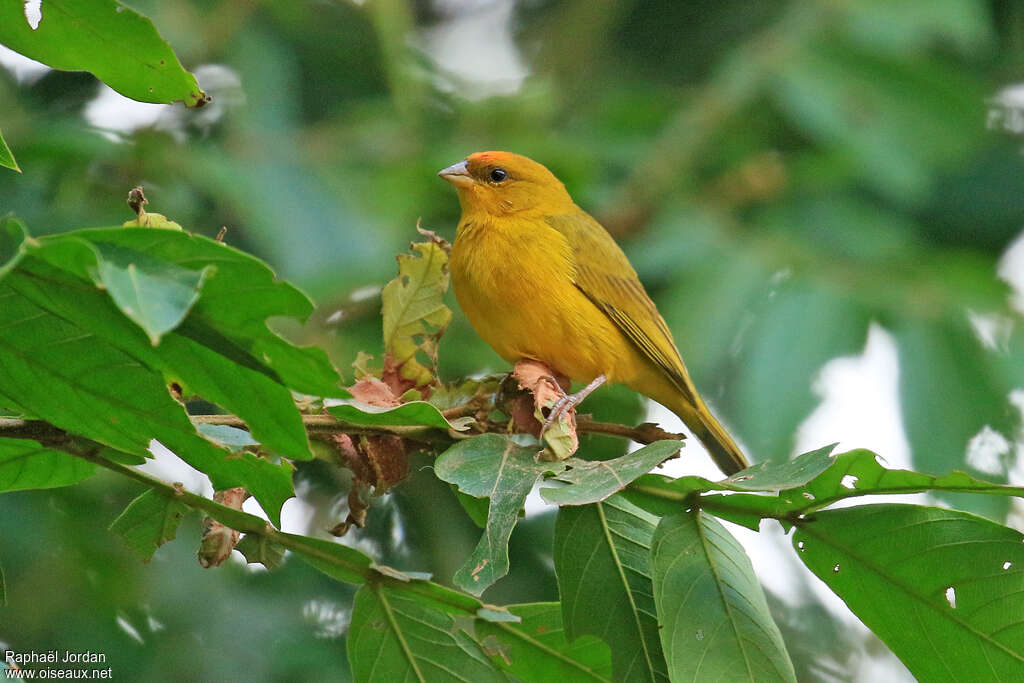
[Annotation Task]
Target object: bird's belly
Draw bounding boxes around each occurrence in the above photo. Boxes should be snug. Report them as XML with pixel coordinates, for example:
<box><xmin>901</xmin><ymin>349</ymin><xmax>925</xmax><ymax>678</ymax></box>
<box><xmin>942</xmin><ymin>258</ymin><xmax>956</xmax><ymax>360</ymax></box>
<box><xmin>451</xmin><ymin>227</ymin><xmax>631</xmax><ymax>383</ymax></box>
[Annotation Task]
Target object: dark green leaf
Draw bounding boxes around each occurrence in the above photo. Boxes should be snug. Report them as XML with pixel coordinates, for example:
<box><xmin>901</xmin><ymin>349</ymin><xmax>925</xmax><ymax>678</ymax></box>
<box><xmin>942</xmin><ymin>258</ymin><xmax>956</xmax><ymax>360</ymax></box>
<box><xmin>348</xmin><ymin>583</ymin><xmax>505</xmax><ymax>683</ymax></box>
<box><xmin>35</xmin><ymin>228</ymin><xmax>343</xmax><ymax>396</ymax></box>
<box><xmin>109</xmin><ymin>489</ymin><xmax>189</xmax><ymax>562</ymax></box>
<box><xmin>541</xmin><ymin>440</ymin><xmax>682</xmax><ymax>505</ymax></box>
<box><xmin>283</xmin><ymin>533</ymin><xmax>373</xmax><ymax>584</ymax></box>
<box><xmin>436</xmin><ymin>434</ymin><xmax>562</xmax><ymax>595</ymax></box>
<box><xmin>0</xmin><ymin>278</ymin><xmax>294</xmax><ymax>523</ymax></box>
<box><xmin>0</xmin><ymin>0</ymin><xmax>207</xmax><ymax>106</ymax></box>
<box><xmin>651</xmin><ymin>511</ymin><xmax>795</xmax><ymax>682</ymax></box>
<box><xmin>476</xmin><ymin>602</ymin><xmax>613</xmax><ymax>682</ymax></box>
<box><xmin>555</xmin><ymin>495</ymin><xmax>667</xmax><ymax>683</ymax></box>
<box><xmin>235</xmin><ymin>533</ymin><xmax>286</xmax><ymax>570</ymax></box>
<box><xmin>327</xmin><ymin>400</ymin><xmax>458</xmax><ymax>430</ymax></box>
<box><xmin>0</xmin><ymin>556</ymin><xmax>6</xmax><ymax>606</ymax></box>
<box><xmin>12</xmin><ymin>254</ymin><xmax>313</xmax><ymax>463</ymax></box>
<box><xmin>794</xmin><ymin>504</ymin><xmax>1024</xmax><ymax>681</ymax></box>
<box><xmin>0</xmin><ymin>216</ymin><xmax>27</xmax><ymax>278</ymax></box>
<box><xmin>0</xmin><ymin>131</ymin><xmax>18</xmax><ymax>172</ymax></box>
<box><xmin>0</xmin><ymin>438</ymin><xmax>95</xmax><ymax>491</ymax></box>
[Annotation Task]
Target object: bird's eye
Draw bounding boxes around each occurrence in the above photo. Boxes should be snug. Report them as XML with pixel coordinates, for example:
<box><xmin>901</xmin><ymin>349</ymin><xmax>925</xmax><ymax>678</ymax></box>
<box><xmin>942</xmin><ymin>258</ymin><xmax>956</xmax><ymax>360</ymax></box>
<box><xmin>489</xmin><ymin>168</ymin><xmax>508</xmax><ymax>183</ymax></box>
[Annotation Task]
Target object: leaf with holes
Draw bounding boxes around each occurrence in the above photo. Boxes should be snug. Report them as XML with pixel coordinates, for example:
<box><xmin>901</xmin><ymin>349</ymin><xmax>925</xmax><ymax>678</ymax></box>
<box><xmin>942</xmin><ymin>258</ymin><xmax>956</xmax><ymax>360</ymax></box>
<box><xmin>651</xmin><ymin>510</ymin><xmax>795</xmax><ymax>682</ymax></box>
<box><xmin>541</xmin><ymin>440</ymin><xmax>682</xmax><ymax>506</ymax></box>
<box><xmin>794</xmin><ymin>504</ymin><xmax>1024</xmax><ymax>681</ymax></box>
<box><xmin>476</xmin><ymin>602</ymin><xmax>613</xmax><ymax>682</ymax></box>
<box><xmin>692</xmin><ymin>449</ymin><xmax>1024</xmax><ymax>530</ymax></box>
<box><xmin>555</xmin><ymin>494</ymin><xmax>667</xmax><ymax>683</ymax></box>
<box><xmin>0</xmin><ymin>0</ymin><xmax>206</xmax><ymax>106</ymax></box>
<box><xmin>109</xmin><ymin>489</ymin><xmax>189</xmax><ymax>562</ymax></box>
<box><xmin>436</xmin><ymin>434</ymin><xmax>562</xmax><ymax>595</ymax></box>
<box><xmin>381</xmin><ymin>240</ymin><xmax>452</xmax><ymax>388</ymax></box>
<box><xmin>0</xmin><ymin>438</ymin><xmax>95</xmax><ymax>492</ymax></box>
<box><xmin>347</xmin><ymin>583</ymin><xmax>506</xmax><ymax>683</ymax></box>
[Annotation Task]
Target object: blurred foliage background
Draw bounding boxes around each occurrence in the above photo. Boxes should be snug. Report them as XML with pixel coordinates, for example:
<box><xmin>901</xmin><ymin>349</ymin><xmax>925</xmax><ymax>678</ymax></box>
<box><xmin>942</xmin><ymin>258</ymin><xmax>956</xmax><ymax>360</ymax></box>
<box><xmin>2</xmin><ymin>0</ymin><xmax>1023</xmax><ymax>680</ymax></box>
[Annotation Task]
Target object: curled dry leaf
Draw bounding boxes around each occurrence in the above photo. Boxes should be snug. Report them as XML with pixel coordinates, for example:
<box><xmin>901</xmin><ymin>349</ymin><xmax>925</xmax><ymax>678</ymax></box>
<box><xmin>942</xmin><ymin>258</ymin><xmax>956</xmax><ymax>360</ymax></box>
<box><xmin>512</xmin><ymin>359</ymin><xmax>579</xmax><ymax>460</ymax></box>
<box><xmin>198</xmin><ymin>487</ymin><xmax>249</xmax><ymax>568</ymax></box>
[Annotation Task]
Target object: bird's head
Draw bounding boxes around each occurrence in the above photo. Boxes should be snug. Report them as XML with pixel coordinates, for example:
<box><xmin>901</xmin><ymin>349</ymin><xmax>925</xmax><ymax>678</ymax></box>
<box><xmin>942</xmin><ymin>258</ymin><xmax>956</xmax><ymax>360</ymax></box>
<box><xmin>438</xmin><ymin>151</ymin><xmax>575</xmax><ymax>217</ymax></box>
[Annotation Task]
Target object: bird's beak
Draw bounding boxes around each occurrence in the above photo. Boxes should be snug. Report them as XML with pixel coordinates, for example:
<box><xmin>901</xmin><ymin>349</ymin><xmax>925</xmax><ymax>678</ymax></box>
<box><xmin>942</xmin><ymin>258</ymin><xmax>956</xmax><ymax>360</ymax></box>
<box><xmin>438</xmin><ymin>160</ymin><xmax>474</xmax><ymax>188</ymax></box>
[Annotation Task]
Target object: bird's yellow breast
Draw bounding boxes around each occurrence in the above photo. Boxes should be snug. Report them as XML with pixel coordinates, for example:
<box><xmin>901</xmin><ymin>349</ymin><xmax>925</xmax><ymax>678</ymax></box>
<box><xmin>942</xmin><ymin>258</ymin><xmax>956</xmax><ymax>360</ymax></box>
<box><xmin>450</xmin><ymin>215</ymin><xmax>637</xmax><ymax>384</ymax></box>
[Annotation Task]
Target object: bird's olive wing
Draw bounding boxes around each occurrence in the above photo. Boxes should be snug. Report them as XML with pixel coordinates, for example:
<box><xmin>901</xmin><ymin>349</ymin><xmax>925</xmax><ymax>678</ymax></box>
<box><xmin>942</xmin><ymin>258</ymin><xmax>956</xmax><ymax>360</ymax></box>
<box><xmin>544</xmin><ymin>213</ymin><xmax>697</xmax><ymax>403</ymax></box>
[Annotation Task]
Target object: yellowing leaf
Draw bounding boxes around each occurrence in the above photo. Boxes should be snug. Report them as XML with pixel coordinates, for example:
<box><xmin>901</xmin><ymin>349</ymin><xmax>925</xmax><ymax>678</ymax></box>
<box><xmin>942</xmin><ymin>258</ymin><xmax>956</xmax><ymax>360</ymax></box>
<box><xmin>381</xmin><ymin>240</ymin><xmax>452</xmax><ymax>389</ymax></box>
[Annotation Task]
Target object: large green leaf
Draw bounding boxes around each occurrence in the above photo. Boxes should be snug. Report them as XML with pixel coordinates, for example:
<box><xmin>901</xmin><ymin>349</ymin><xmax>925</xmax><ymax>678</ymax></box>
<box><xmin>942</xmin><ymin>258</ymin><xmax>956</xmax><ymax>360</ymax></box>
<box><xmin>794</xmin><ymin>504</ymin><xmax>1024</xmax><ymax>681</ymax></box>
<box><xmin>35</xmin><ymin>229</ymin><xmax>343</xmax><ymax>396</ymax></box>
<box><xmin>0</xmin><ymin>0</ymin><xmax>207</xmax><ymax>106</ymax></box>
<box><xmin>109</xmin><ymin>488</ymin><xmax>189</xmax><ymax>562</ymax></box>
<box><xmin>435</xmin><ymin>434</ymin><xmax>562</xmax><ymax>595</ymax></box>
<box><xmin>9</xmin><ymin>259</ymin><xmax>313</xmax><ymax>462</ymax></box>
<box><xmin>554</xmin><ymin>495</ymin><xmax>667</xmax><ymax>683</ymax></box>
<box><xmin>475</xmin><ymin>602</ymin><xmax>613</xmax><ymax>682</ymax></box>
<box><xmin>0</xmin><ymin>279</ymin><xmax>294</xmax><ymax>523</ymax></box>
<box><xmin>0</xmin><ymin>438</ymin><xmax>95</xmax><ymax>492</ymax></box>
<box><xmin>651</xmin><ymin>511</ymin><xmax>795</xmax><ymax>682</ymax></box>
<box><xmin>0</xmin><ymin>131</ymin><xmax>18</xmax><ymax>173</ymax></box>
<box><xmin>541</xmin><ymin>440</ymin><xmax>683</xmax><ymax>506</ymax></box>
<box><xmin>347</xmin><ymin>583</ymin><xmax>505</xmax><ymax>683</ymax></box>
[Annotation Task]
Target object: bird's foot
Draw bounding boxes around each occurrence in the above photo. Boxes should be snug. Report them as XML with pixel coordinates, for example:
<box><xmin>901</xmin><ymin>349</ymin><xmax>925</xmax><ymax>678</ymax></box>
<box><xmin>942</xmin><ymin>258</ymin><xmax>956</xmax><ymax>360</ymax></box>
<box><xmin>540</xmin><ymin>374</ymin><xmax>607</xmax><ymax>436</ymax></box>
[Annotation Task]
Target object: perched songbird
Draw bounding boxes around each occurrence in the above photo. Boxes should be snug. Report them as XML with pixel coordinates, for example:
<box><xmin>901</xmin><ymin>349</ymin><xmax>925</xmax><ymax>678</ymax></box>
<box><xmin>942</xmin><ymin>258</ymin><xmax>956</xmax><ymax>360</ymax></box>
<box><xmin>439</xmin><ymin>151</ymin><xmax>748</xmax><ymax>475</ymax></box>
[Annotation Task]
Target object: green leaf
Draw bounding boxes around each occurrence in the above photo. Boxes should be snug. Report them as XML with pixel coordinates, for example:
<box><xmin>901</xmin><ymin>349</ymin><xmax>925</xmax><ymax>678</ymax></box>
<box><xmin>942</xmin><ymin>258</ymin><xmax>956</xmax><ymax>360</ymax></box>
<box><xmin>0</xmin><ymin>131</ymin><xmax>18</xmax><ymax>173</ymax></box>
<box><xmin>0</xmin><ymin>438</ymin><xmax>95</xmax><ymax>492</ymax></box>
<box><xmin>476</xmin><ymin>602</ymin><xmax>613</xmax><ymax>682</ymax></box>
<box><xmin>541</xmin><ymin>440</ymin><xmax>683</xmax><ymax>505</ymax></box>
<box><xmin>235</xmin><ymin>533</ymin><xmax>286</xmax><ymax>570</ymax></box>
<box><xmin>436</xmin><ymin>434</ymin><xmax>562</xmax><ymax>595</ymax></box>
<box><xmin>0</xmin><ymin>0</ymin><xmax>207</xmax><ymax>106</ymax></box>
<box><xmin>694</xmin><ymin>449</ymin><xmax>1024</xmax><ymax>530</ymax></box>
<box><xmin>651</xmin><ymin>511</ymin><xmax>795</xmax><ymax>682</ymax></box>
<box><xmin>794</xmin><ymin>504</ymin><xmax>1024</xmax><ymax>681</ymax></box>
<box><xmin>348</xmin><ymin>583</ymin><xmax>505</xmax><ymax>683</ymax></box>
<box><xmin>0</xmin><ymin>216</ymin><xmax>27</xmax><ymax>278</ymax></box>
<box><xmin>92</xmin><ymin>244</ymin><xmax>212</xmax><ymax>345</ymax></box>
<box><xmin>37</xmin><ymin>228</ymin><xmax>343</xmax><ymax>396</ymax></box>
<box><xmin>327</xmin><ymin>400</ymin><xmax>459</xmax><ymax>430</ymax></box>
<box><xmin>0</xmin><ymin>278</ymin><xmax>294</xmax><ymax>523</ymax></box>
<box><xmin>0</xmin><ymin>556</ymin><xmax>6</xmax><ymax>607</ymax></box>
<box><xmin>283</xmin><ymin>533</ymin><xmax>373</xmax><ymax>584</ymax></box>
<box><xmin>109</xmin><ymin>489</ymin><xmax>189</xmax><ymax>562</ymax></box>
<box><xmin>555</xmin><ymin>494</ymin><xmax>667</xmax><ymax>683</ymax></box>
<box><xmin>14</xmin><ymin>250</ymin><xmax>314</xmax><ymax>463</ymax></box>
<box><xmin>381</xmin><ymin>240</ymin><xmax>452</xmax><ymax>388</ymax></box>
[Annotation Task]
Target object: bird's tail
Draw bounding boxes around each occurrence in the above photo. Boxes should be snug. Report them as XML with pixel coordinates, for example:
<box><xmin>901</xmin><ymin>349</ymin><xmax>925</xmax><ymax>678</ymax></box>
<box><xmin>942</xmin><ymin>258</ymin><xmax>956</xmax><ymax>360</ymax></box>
<box><xmin>672</xmin><ymin>399</ymin><xmax>748</xmax><ymax>476</ymax></box>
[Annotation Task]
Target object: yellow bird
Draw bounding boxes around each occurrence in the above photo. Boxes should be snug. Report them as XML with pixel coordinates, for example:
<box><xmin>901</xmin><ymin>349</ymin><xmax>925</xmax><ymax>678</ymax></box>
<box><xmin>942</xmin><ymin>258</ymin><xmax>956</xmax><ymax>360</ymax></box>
<box><xmin>439</xmin><ymin>151</ymin><xmax>748</xmax><ymax>475</ymax></box>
